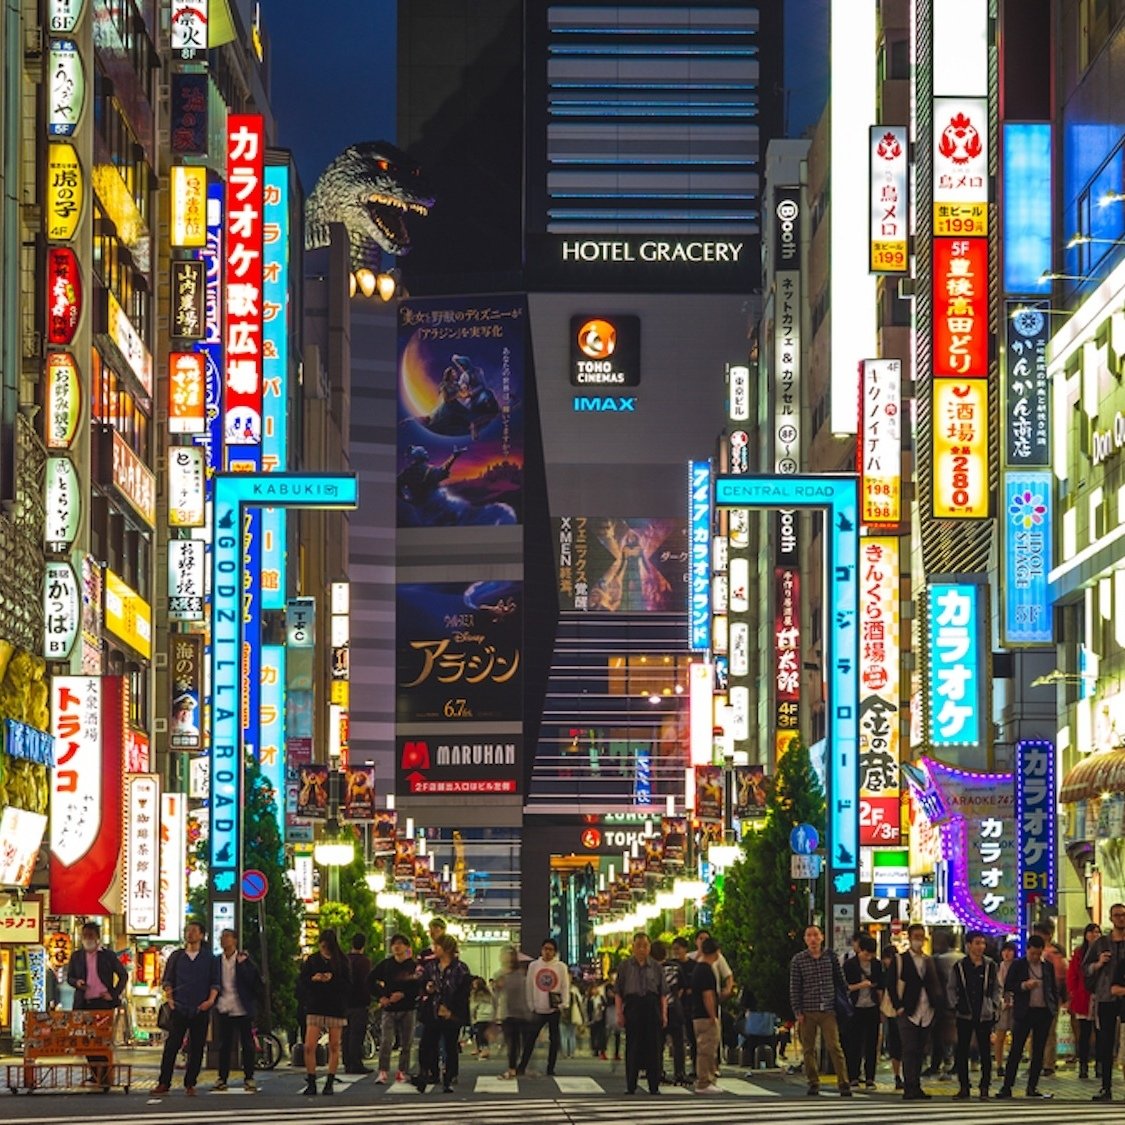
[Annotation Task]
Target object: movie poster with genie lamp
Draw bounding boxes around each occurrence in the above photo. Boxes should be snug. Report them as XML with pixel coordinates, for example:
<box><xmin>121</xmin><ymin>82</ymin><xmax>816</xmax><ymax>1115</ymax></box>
<box><xmin>396</xmin><ymin>581</ymin><xmax>522</xmax><ymax>724</ymax></box>
<box><xmin>554</xmin><ymin>517</ymin><xmax>687</xmax><ymax>613</ymax></box>
<box><xmin>397</xmin><ymin>296</ymin><xmax>525</xmax><ymax>528</ymax></box>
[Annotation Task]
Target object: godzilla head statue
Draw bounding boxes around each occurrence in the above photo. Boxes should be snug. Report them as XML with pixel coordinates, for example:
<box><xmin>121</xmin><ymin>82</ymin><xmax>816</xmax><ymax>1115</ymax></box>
<box><xmin>305</xmin><ymin>142</ymin><xmax>434</xmax><ymax>269</ymax></box>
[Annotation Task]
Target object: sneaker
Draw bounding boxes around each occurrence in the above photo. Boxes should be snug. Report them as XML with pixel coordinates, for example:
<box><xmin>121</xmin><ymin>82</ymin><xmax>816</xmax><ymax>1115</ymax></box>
<box><xmin>996</xmin><ymin>1087</ymin><xmax>1012</xmax><ymax>1099</ymax></box>
<box><xmin>1093</xmin><ymin>1089</ymin><xmax>1113</xmax><ymax>1102</ymax></box>
<box><xmin>375</xmin><ymin>1071</ymin><xmax>388</xmax><ymax>1084</ymax></box>
<box><xmin>694</xmin><ymin>1084</ymin><xmax>721</xmax><ymax>1095</ymax></box>
<box><xmin>864</xmin><ymin>1082</ymin><xmax>877</xmax><ymax>1090</ymax></box>
<box><xmin>243</xmin><ymin>1079</ymin><xmax>257</xmax><ymax>1092</ymax></box>
<box><xmin>839</xmin><ymin>1086</ymin><xmax>853</xmax><ymax>1097</ymax></box>
<box><xmin>395</xmin><ymin>1070</ymin><xmax>407</xmax><ymax>1083</ymax></box>
<box><xmin>185</xmin><ymin>1086</ymin><xmax>196</xmax><ymax>1096</ymax></box>
<box><xmin>213</xmin><ymin>1080</ymin><xmax>228</xmax><ymax>1092</ymax></box>
<box><xmin>151</xmin><ymin>1084</ymin><xmax>170</xmax><ymax>1095</ymax></box>
<box><xmin>807</xmin><ymin>1085</ymin><xmax>820</xmax><ymax>1096</ymax></box>
<box><xmin>954</xmin><ymin>1089</ymin><xmax>970</xmax><ymax>1100</ymax></box>
<box><xmin>1026</xmin><ymin>1090</ymin><xmax>1053</xmax><ymax>1099</ymax></box>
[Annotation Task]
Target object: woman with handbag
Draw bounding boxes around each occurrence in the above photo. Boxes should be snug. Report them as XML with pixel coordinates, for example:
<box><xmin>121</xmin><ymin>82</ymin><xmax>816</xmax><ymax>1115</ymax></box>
<box><xmin>414</xmin><ymin>933</ymin><xmax>471</xmax><ymax>1092</ymax></box>
<box><xmin>299</xmin><ymin>929</ymin><xmax>352</xmax><ymax>1095</ymax></box>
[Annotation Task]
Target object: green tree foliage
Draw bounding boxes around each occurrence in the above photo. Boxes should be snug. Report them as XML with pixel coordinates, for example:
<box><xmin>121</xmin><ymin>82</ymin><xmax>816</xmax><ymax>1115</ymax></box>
<box><xmin>713</xmin><ymin>740</ymin><xmax>826</xmax><ymax>1017</ymax></box>
<box><xmin>186</xmin><ymin>765</ymin><xmax>303</xmax><ymax>1034</ymax></box>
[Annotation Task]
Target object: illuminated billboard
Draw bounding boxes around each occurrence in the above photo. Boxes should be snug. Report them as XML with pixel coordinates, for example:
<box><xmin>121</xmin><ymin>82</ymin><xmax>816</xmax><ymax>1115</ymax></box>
<box><xmin>859</xmin><ymin>537</ymin><xmax>900</xmax><ymax>845</ymax></box>
<box><xmin>859</xmin><ymin>359</ymin><xmax>901</xmax><ymax>525</ymax></box>
<box><xmin>171</xmin><ymin>165</ymin><xmax>207</xmax><ymax>248</ymax></box>
<box><xmin>689</xmin><ymin>461</ymin><xmax>711</xmax><ymax>650</ymax></box>
<box><xmin>869</xmin><ymin>126</ymin><xmax>908</xmax><ymax>273</ymax></box>
<box><xmin>932</xmin><ymin>378</ymin><xmax>989</xmax><ymax>519</ymax></box>
<box><xmin>1001</xmin><ymin>471</ymin><xmax>1054</xmax><ymax>646</ymax></box>
<box><xmin>224</xmin><ymin>115</ymin><xmax>264</xmax><ymax>447</ymax></box>
<box><xmin>933</xmin><ymin>98</ymin><xmax>988</xmax><ymax>236</ymax></box>
<box><xmin>933</xmin><ymin>238</ymin><xmax>988</xmax><ymax>378</ymax></box>
<box><xmin>926</xmin><ymin>580</ymin><xmax>986</xmax><ymax>749</ymax></box>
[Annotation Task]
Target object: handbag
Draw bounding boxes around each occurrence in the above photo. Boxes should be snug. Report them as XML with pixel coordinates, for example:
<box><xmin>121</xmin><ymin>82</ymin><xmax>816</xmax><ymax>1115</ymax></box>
<box><xmin>156</xmin><ymin>1002</ymin><xmax>173</xmax><ymax>1031</ymax></box>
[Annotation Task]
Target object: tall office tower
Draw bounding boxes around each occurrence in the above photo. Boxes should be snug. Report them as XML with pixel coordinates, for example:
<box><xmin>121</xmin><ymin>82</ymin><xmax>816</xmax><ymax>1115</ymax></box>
<box><xmin>392</xmin><ymin>2</ymin><xmax>782</xmax><ymax>951</ymax></box>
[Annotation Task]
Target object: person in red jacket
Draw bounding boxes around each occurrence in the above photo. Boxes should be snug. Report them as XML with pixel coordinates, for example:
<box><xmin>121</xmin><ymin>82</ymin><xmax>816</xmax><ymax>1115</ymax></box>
<box><xmin>1068</xmin><ymin>923</ymin><xmax>1102</xmax><ymax>1081</ymax></box>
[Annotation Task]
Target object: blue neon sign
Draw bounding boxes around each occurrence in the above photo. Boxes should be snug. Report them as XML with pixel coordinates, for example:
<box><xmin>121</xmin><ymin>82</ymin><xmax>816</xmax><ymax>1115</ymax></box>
<box><xmin>261</xmin><ymin>166</ymin><xmax>290</xmax><ymax>611</ymax></box>
<box><xmin>193</xmin><ymin>181</ymin><xmax>224</xmax><ymax>481</ymax></box>
<box><xmin>1002</xmin><ymin>124</ymin><xmax>1052</xmax><ymax>294</ymax></box>
<box><xmin>259</xmin><ymin>643</ymin><xmax>287</xmax><ymax>840</ymax></box>
<box><xmin>689</xmin><ymin>460</ymin><xmax>711</xmax><ymax>651</ymax></box>
<box><xmin>926</xmin><ymin>580</ymin><xmax>983</xmax><ymax>748</ymax></box>
<box><xmin>1015</xmin><ymin>738</ymin><xmax>1055</xmax><ymax>925</ymax></box>
<box><xmin>714</xmin><ymin>474</ymin><xmax>859</xmax><ymax>887</ymax></box>
<box><xmin>1002</xmin><ymin>471</ymin><xmax>1054</xmax><ymax>646</ymax></box>
<box><xmin>209</xmin><ymin>473</ymin><xmax>358</xmax><ymax>910</ymax></box>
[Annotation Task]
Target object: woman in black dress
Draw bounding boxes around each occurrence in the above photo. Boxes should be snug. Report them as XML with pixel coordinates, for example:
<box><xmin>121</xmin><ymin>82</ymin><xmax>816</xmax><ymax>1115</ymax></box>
<box><xmin>299</xmin><ymin>929</ymin><xmax>351</xmax><ymax>1095</ymax></box>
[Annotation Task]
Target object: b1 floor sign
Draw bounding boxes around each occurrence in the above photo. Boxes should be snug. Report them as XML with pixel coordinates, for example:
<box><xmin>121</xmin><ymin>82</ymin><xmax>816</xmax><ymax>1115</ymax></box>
<box><xmin>209</xmin><ymin>473</ymin><xmax>357</xmax><ymax>940</ymax></box>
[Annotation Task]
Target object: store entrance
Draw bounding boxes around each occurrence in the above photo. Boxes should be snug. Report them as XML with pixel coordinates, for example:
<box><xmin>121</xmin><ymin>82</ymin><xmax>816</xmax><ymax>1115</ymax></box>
<box><xmin>549</xmin><ymin>856</ymin><xmax>599</xmax><ymax>966</ymax></box>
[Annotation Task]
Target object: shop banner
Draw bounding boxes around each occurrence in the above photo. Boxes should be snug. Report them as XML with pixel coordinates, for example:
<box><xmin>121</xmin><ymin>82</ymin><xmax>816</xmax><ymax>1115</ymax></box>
<box><xmin>661</xmin><ymin>816</ymin><xmax>688</xmax><ymax>870</ymax></box>
<box><xmin>49</xmin><ymin>676</ymin><xmax>123</xmax><ymax>915</ymax></box>
<box><xmin>1004</xmin><ymin>303</ymin><xmax>1050</xmax><ymax>467</ymax></box>
<box><xmin>295</xmin><ymin>763</ymin><xmax>329</xmax><ymax>820</ymax></box>
<box><xmin>396</xmin><ymin>735</ymin><xmax>521</xmax><ymax>797</ymax></box>
<box><xmin>694</xmin><ymin>765</ymin><xmax>723</xmax><ymax>821</ymax></box>
<box><xmin>342</xmin><ymin>766</ymin><xmax>376</xmax><ymax>821</ymax></box>
<box><xmin>733</xmin><ymin>766</ymin><xmax>769</xmax><ymax>819</ymax></box>
<box><xmin>397</xmin><ymin>294</ymin><xmax>525</xmax><ymax>527</ymax></box>
<box><xmin>1002</xmin><ymin>471</ymin><xmax>1054</xmax><ymax>646</ymax></box>
<box><xmin>372</xmin><ymin>809</ymin><xmax>397</xmax><ymax>857</ymax></box>
<box><xmin>1015</xmin><ymin>739</ymin><xmax>1056</xmax><ymax>922</ymax></box>
<box><xmin>926</xmin><ymin>580</ymin><xmax>986</xmax><ymax>748</ymax></box>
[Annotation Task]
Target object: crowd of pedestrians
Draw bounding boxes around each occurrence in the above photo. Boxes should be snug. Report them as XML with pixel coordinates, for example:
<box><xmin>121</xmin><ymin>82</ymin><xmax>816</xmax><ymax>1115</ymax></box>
<box><xmin>119</xmin><ymin>910</ymin><xmax>1125</xmax><ymax>1099</ymax></box>
<box><xmin>786</xmin><ymin>915</ymin><xmax>1125</xmax><ymax>1102</ymax></box>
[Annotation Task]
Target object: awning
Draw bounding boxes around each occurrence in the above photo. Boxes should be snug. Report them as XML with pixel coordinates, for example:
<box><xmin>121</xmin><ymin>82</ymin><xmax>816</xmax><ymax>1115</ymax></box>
<box><xmin>1060</xmin><ymin>749</ymin><xmax>1125</xmax><ymax>803</ymax></box>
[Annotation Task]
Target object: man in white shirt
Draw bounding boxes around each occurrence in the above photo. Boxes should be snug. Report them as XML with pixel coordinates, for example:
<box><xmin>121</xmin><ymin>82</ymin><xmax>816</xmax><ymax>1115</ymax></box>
<box><xmin>212</xmin><ymin>928</ymin><xmax>263</xmax><ymax>1093</ymax></box>
<box><xmin>885</xmin><ymin>923</ymin><xmax>944</xmax><ymax>1102</ymax></box>
<box><xmin>518</xmin><ymin>938</ymin><xmax>569</xmax><ymax>1076</ymax></box>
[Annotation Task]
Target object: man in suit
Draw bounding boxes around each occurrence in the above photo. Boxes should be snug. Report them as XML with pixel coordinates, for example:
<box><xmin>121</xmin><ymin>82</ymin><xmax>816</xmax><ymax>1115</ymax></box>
<box><xmin>997</xmin><ymin>934</ymin><xmax>1058</xmax><ymax>1100</ymax></box>
<box><xmin>885</xmin><ymin>924</ymin><xmax>944</xmax><ymax>1101</ymax></box>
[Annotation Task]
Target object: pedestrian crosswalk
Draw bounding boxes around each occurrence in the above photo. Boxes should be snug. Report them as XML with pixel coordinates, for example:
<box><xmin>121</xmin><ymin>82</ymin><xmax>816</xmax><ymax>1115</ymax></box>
<box><xmin>375</xmin><ymin>1073</ymin><xmax>779</xmax><ymax>1096</ymax></box>
<box><xmin>10</xmin><ymin>1094</ymin><xmax>1125</xmax><ymax>1125</ymax></box>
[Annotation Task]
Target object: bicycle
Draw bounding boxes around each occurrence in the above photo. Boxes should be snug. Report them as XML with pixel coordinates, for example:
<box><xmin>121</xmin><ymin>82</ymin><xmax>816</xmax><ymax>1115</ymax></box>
<box><xmin>254</xmin><ymin>1026</ymin><xmax>285</xmax><ymax>1070</ymax></box>
<box><xmin>362</xmin><ymin>1009</ymin><xmax>383</xmax><ymax>1062</ymax></box>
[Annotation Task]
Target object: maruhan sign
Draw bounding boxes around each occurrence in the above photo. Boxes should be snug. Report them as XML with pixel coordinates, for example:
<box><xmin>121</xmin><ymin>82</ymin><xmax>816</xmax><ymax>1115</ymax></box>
<box><xmin>561</xmin><ymin>239</ymin><xmax>746</xmax><ymax>264</ymax></box>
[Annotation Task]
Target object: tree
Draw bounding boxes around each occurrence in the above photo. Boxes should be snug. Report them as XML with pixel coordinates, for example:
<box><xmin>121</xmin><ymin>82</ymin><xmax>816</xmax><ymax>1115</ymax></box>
<box><xmin>713</xmin><ymin>740</ymin><xmax>826</xmax><ymax>1017</ymax></box>
<box><xmin>318</xmin><ymin>838</ymin><xmax>379</xmax><ymax>951</ymax></box>
<box><xmin>187</xmin><ymin>764</ymin><xmax>304</xmax><ymax>1034</ymax></box>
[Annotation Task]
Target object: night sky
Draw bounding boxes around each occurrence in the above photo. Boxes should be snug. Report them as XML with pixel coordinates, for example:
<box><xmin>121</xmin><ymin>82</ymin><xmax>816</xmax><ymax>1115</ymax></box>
<box><xmin>267</xmin><ymin>0</ymin><xmax>828</xmax><ymax>194</ymax></box>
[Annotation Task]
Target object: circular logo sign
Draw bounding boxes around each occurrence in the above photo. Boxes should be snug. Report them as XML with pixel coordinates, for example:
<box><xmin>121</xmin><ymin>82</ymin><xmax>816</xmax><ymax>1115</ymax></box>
<box><xmin>577</xmin><ymin>318</ymin><xmax>617</xmax><ymax>360</ymax></box>
<box><xmin>580</xmin><ymin>828</ymin><xmax>602</xmax><ymax>849</ymax></box>
<box><xmin>776</xmin><ymin>198</ymin><xmax>799</xmax><ymax>222</ymax></box>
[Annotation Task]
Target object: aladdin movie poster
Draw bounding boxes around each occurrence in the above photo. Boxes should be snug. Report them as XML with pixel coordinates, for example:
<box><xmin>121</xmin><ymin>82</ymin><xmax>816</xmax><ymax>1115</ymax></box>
<box><xmin>396</xmin><ymin>580</ymin><xmax>523</xmax><ymax>724</ymax></box>
<box><xmin>555</xmin><ymin>516</ymin><xmax>687</xmax><ymax>613</ymax></box>
<box><xmin>396</xmin><ymin>295</ymin><xmax>525</xmax><ymax>528</ymax></box>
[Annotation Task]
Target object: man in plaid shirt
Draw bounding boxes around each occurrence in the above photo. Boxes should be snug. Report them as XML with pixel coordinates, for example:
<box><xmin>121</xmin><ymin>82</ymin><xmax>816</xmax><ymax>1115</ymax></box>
<box><xmin>789</xmin><ymin>925</ymin><xmax>852</xmax><ymax>1097</ymax></box>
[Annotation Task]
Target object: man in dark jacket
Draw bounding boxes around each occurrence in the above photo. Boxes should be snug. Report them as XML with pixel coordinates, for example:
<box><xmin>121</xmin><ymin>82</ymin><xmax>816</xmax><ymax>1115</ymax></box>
<box><xmin>213</xmin><ymin>927</ymin><xmax>264</xmax><ymax>1092</ymax></box>
<box><xmin>884</xmin><ymin>924</ymin><xmax>944</xmax><ymax>1101</ymax></box>
<box><xmin>997</xmin><ymin>934</ymin><xmax>1058</xmax><ymax>1100</ymax></box>
<box><xmin>842</xmin><ymin>934</ymin><xmax>883</xmax><ymax>1088</ymax></box>
<box><xmin>66</xmin><ymin>921</ymin><xmax>128</xmax><ymax>1087</ymax></box>
<box><xmin>344</xmin><ymin>933</ymin><xmax>373</xmax><ymax>1074</ymax></box>
<box><xmin>153</xmin><ymin>920</ymin><xmax>219</xmax><ymax>1096</ymax></box>
<box><xmin>948</xmin><ymin>930</ymin><xmax>1001</xmax><ymax>1099</ymax></box>
<box><xmin>66</xmin><ymin>921</ymin><xmax>128</xmax><ymax>1009</ymax></box>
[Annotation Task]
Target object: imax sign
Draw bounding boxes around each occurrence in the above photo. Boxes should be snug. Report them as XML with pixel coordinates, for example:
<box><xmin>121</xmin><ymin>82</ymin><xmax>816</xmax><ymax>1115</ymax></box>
<box><xmin>573</xmin><ymin>396</ymin><xmax>636</xmax><ymax>413</ymax></box>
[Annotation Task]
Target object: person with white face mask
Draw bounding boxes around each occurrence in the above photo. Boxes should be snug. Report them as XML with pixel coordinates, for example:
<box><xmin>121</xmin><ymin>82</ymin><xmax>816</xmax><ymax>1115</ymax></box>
<box><xmin>884</xmin><ymin>924</ymin><xmax>944</xmax><ymax>1101</ymax></box>
<box><xmin>65</xmin><ymin>921</ymin><xmax>128</xmax><ymax>1087</ymax></box>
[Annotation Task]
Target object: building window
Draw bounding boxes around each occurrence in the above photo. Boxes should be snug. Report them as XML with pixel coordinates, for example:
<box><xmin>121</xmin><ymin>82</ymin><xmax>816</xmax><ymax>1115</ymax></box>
<box><xmin>1079</xmin><ymin>0</ymin><xmax>1125</xmax><ymax>71</ymax></box>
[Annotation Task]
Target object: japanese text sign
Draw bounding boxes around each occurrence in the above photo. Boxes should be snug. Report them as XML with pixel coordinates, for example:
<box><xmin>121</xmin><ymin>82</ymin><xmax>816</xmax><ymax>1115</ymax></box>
<box><xmin>932</xmin><ymin>378</ymin><xmax>989</xmax><ymax>519</ymax></box>
<box><xmin>1002</xmin><ymin>471</ymin><xmax>1054</xmax><ymax>647</ymax></box>
<box><xmin>933</xmin><ymin>238</ymin><xmax>988</xmax><ymax>378</ymax></box>
<box><xmin>859</xmin><ymin>359</ymin><xmax>901</xmax><ymax>525</ymax></box>
<box><xmin>926</xmin><ymin>581</ymin><xmax>985</xmax><ymax>748</ymax></box>
<box><xmin>869</xmin><ymin>126</ymin><xmax>908</xmax><ymax>272</ymax></box>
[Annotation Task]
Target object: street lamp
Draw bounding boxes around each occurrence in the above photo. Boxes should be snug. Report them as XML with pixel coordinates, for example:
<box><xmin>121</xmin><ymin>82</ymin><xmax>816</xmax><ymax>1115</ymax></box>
<box><xmin>314</xmin><ymin>817</ymin><xmax>355</xmax><ymax>902</ymax></box>
<box><xmin>1098</xmin><ymin>191</ymin><xmax>1125</xmax><ymax>207</ymax></box>
<box><xmin>1037</xmin><ymin>271</ymin><xmax>1091</xmax><ymax>284</ymax></box>
<box><xmin>1030</xmin><ymin>669</ymin><xmax>1097</xmax><ymax>687</ymax></box>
